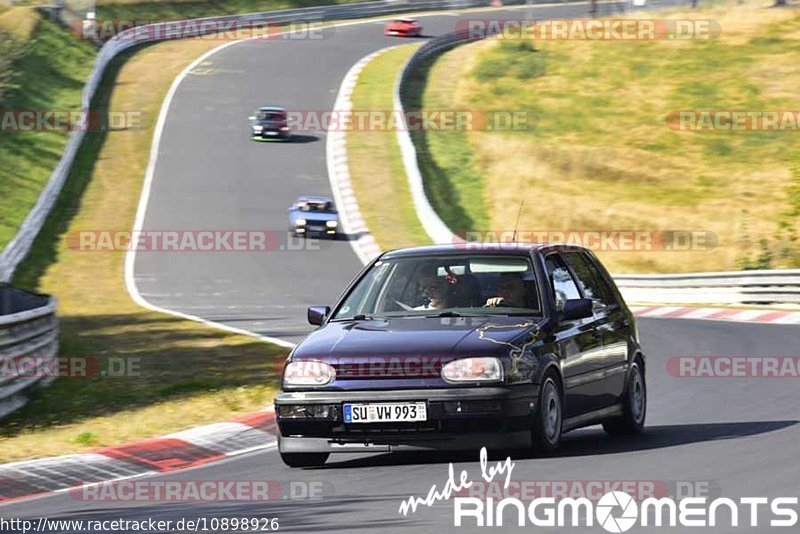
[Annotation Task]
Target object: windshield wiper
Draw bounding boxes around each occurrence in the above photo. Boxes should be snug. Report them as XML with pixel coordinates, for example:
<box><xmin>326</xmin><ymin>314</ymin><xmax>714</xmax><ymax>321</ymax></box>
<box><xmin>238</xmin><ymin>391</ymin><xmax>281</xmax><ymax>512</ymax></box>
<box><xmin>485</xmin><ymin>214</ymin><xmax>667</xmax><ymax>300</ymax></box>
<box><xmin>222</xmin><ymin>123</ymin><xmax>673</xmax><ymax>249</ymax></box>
<box><xmin>427</xmin><ymin>311</ymin><xmax>463</xmax><ymax>318</ymax></box>
<box><xmin>330</xmin><ymin>314</ymin><xmax>384</xmax><ymax>322</ymax></box>
<box><xmin>425</xmin><ymin>311</ymin><xmax>539</xmax><ymax>318</ymax></box>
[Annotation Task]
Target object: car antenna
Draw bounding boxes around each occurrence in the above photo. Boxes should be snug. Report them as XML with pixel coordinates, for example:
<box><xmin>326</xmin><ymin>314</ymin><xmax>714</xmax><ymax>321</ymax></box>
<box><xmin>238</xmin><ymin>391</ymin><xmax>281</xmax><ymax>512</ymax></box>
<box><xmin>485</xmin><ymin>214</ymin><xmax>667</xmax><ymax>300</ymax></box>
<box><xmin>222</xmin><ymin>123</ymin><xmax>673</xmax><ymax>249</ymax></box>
<box><xmin>512</xmin><ymin>199</ymin><xmax>525</xmax><ymax>242</ymax></box>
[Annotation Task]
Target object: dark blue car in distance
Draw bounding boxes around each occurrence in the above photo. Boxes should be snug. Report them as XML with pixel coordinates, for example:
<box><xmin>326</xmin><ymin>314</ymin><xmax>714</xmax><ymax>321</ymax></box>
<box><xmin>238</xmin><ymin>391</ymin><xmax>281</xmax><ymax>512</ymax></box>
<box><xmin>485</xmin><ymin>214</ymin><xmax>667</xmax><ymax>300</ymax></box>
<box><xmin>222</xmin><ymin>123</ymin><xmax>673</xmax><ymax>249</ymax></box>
<box><xmin>275</xmin><ymin>244</ymin><xmax>647</xmax><ymax>467</ymax></box>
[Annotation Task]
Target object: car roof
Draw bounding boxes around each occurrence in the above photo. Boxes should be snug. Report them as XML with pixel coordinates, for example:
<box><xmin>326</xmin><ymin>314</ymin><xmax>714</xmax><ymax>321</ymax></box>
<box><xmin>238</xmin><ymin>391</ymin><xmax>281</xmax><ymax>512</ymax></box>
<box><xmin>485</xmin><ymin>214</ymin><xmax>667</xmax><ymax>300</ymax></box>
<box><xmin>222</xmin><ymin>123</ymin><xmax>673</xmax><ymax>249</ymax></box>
<box><xmin>393</xmin><ymin>18</ymin><xmax>416</xmax><ymax>22</ymax></box>
<box><xmin>296</xmin><ymin>195</ymin><xmax>333</xmax><ymax>203</ymax></box>
<box><xmin>258</xmin><ymin>106</ymin><xmax>286</xmax><ymax>112</ymax></box>
<box><xmin>379</xmin><ymin>243</ymin><xmax>591</xmax><ymax>259</ymax></box>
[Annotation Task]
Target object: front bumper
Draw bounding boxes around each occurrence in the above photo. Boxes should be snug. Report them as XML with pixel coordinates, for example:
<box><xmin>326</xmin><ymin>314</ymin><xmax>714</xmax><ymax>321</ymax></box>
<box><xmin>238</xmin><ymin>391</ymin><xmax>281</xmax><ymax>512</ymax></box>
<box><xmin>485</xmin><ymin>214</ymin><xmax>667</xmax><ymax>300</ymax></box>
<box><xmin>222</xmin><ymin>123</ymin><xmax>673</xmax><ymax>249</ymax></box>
<box><xmin>275</xmin><ymin>386</ymin><xmax>536</xmax><ymax>453</ymax></box>
<box><xmin>252</xmin><ymin>130</ymin><xmax>291</xmax><ymax>140</ymax></box>
<box><xmin>294</xmin><ymin>225</ymin><xmax>337</xmax><ymax>238</ymax></box>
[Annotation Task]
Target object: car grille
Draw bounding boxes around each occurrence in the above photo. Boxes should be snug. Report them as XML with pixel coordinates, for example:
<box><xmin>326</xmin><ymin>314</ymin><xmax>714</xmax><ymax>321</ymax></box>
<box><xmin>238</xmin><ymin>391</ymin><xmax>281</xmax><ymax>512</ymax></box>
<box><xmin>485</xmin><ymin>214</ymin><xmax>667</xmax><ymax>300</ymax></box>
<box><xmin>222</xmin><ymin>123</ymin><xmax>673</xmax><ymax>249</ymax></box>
<box><xmin>332</xmin><ymin>359</ymin><xmax>446</xmax><ymax>379</ymax></box>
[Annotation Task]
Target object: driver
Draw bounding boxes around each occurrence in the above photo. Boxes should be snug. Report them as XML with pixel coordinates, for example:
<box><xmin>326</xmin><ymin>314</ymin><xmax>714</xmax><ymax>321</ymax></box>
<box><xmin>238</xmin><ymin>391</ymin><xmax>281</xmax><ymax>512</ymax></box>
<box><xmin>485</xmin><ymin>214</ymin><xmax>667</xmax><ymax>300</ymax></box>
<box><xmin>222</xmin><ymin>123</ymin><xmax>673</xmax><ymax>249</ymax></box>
<box><xmin>415</xmin><ymin>265</ymin><xmax>452</xmax><ymax>310</ymax></box>
<box><xmin>485</xmin><ymin>272</ymin><xmax>527</xmax><ymax>308</ymax></box>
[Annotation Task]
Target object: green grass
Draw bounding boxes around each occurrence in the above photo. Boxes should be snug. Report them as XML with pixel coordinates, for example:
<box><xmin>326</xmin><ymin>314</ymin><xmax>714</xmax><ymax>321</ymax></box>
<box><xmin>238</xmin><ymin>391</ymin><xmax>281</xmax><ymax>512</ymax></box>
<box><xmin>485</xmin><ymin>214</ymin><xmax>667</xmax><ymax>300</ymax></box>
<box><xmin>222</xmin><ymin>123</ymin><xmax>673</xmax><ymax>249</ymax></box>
<box><xmin>415</xmin><ymin>1</ymin><xmax>800</xmax><ymax>273</ymax></box>
<box><xmin>96</xmin><ymin>0</ymin><xmax>368</xmax><ymax>21</ymax></box>
<box><xmin>0</xmin><ymin>9</ymin><xmax>97</xmax><ymax>251</ymax></box>
<box><xmin>347</xmin><ymin>44</ymin><xmax>432</xmax><ymax>250</ymax></box>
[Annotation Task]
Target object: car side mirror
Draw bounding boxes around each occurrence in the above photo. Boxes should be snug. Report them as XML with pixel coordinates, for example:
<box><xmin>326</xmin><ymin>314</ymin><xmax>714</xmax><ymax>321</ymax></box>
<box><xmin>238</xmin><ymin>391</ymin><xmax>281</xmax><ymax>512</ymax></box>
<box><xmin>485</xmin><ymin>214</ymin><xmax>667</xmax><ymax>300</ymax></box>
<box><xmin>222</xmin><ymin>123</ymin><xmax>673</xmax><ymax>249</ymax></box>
<box><xmin>307</xmin><ymin>305</ymin><xmax>330</xmax><ymax>326</ymax></box>
<box><xmin>561</xmin><ymin>298</ymin><xmax>593</xmax><ymax>321</ymax></box>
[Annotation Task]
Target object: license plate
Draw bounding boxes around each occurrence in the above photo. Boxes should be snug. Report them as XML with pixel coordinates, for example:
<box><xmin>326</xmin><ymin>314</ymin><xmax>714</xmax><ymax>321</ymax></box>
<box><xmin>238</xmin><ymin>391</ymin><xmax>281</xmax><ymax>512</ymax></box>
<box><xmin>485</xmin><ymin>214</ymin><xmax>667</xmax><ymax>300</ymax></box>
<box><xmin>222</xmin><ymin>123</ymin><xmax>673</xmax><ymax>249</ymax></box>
<box><xmin>343</xmin><ymin>402</ymin><xmax>426</xmax><ymax>423</ymax></box>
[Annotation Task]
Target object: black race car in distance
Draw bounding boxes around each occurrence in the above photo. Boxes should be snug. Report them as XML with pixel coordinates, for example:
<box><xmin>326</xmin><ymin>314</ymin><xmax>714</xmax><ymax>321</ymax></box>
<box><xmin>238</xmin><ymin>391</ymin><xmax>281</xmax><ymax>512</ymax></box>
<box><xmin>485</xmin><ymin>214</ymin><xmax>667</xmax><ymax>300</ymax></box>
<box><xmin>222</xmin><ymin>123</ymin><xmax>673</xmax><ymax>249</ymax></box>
<box><xmin>249</xmin><ymin>106</ymin><xmax>291</xmax><ymax>141</ymax></box>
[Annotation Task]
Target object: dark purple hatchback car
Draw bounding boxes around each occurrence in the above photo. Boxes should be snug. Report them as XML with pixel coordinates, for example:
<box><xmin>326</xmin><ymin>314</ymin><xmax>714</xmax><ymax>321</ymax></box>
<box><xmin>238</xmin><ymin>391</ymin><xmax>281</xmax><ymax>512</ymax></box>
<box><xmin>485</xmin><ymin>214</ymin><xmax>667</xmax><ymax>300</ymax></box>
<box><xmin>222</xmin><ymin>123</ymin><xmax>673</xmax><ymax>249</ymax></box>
<box><xmin>275</xmin><ymin>244</ymin><xmax>646</xmax><ymax>467</ymax></box>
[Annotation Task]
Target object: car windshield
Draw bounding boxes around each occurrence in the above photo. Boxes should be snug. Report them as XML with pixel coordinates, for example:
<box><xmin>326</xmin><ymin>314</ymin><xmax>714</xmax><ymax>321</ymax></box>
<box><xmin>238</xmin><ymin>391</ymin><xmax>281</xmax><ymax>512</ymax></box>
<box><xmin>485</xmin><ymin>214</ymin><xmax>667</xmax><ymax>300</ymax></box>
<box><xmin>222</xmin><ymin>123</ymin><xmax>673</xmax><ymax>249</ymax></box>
<box><xmin>331</xmin><ymin>254</ymin><xmax>541</xmax><ymax>320</ymax></box>
<box><xmin>256</xmin><ymin>111</ymin><xmax>286</xmax><ymax>121</ymax></box>
<box><xmin>297</xmin><ymin>201</ymin><xmax>335</xmax><ymax>213</ymax></box>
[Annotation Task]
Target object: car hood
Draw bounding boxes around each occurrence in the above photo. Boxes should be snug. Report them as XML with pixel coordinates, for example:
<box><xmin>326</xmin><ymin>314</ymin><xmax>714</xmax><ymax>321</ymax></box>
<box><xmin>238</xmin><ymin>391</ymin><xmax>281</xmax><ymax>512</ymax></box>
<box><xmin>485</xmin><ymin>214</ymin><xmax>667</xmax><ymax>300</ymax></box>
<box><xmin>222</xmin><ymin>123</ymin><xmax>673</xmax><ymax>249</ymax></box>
<box><xmin>293</xmin><ymin>315</ymin><xmax>544</xmax><ymax>359</ymax></box>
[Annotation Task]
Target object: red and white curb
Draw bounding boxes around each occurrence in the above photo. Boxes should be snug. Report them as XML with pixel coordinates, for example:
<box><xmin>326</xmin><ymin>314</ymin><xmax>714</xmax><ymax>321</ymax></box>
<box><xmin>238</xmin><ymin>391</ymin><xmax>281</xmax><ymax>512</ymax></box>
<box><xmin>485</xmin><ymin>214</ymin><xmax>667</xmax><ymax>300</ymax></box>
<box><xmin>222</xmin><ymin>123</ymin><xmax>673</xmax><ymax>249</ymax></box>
<box><xmin>326</xmin><ymin>47</ymin><xmax>402</xmax><ymax>266</ymax></box>
<box><xmin>0</xmin><ymin>408</ymin><xmax>276</xmax><ymax>504</ymax></box>
<box><xmin>631</xmin><ymin>306</ymin><xmax>800</xmax><ymax>325</ymax></box>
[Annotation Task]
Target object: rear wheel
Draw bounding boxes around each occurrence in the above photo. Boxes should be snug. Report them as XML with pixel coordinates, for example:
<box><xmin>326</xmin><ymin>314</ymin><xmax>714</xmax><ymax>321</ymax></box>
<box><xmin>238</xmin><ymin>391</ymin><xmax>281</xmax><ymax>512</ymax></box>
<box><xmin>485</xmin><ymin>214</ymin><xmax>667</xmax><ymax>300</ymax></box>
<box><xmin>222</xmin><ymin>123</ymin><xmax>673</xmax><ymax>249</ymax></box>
<box><xmin>532</xmin><ymin>372</ymin><xmax>562</xmax><ymax>453</ymax></box>
<box><xmin>279</xmin><ymin>450</ymin><xmax>329</xmax><ymax>468</ymax></box>
<box><xmin>603</xmin><ymin>360</ymin><xmax>646</xmax><ymax>436</ymax></box>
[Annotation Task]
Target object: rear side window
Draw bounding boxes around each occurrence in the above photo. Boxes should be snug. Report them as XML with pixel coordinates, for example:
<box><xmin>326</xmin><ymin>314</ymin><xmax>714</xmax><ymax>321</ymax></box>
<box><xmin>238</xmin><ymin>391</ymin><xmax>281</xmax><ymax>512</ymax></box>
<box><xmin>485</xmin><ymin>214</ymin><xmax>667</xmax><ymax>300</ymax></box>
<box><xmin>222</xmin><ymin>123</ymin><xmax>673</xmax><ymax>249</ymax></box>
<box><xmin>562</xmin><ymin>252</ymin><xmax>618</xmax><ymax>309</ymax></box>
<box><xmin>545</xmin><ymin>255</ymin><xmax>581</xmax><ymax>310</ymax></box>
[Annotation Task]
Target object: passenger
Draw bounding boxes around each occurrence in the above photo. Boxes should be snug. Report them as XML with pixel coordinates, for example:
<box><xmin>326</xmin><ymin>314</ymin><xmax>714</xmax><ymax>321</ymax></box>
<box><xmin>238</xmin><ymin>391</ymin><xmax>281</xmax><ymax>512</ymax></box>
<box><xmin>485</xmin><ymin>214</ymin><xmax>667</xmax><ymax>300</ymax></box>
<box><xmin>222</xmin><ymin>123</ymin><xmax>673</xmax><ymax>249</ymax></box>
<box><xmin>485</xmin><ymin>272</ymin><xmax>527</xmax><ymax>308</ymax></box>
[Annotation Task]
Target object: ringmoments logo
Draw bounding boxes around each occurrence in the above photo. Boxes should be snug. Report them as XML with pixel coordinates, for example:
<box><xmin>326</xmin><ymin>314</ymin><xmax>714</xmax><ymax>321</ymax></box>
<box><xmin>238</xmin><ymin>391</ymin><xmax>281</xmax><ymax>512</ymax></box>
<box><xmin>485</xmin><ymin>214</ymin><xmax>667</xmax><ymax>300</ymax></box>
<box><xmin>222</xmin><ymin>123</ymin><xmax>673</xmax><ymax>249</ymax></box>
<box><xmin>397</xmin><ymin>448</ymin><xmax>800</xmax><ymax>530</ymax></box>
<box><xmin>452</xmin><ymin>492</ymin><xmax>800</xmax><ymax>529</ymax></box>
<box><xmin>595</xmin><ymin>491</ymin><xmax>638</xmax><ymax>533</ymax></box>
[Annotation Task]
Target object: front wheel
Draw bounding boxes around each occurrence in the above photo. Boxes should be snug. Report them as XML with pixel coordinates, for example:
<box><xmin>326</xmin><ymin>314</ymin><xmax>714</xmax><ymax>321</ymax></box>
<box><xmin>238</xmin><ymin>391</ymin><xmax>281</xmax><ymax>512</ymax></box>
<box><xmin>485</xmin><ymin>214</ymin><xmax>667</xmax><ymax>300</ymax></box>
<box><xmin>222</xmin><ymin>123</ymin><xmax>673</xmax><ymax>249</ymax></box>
<box><xmin>531</xmin><ymin>373</ymin><xmax>562</xmax><ymax>453</ymax></box>
<box><xmin>603</xmin><ymin>360</ymin><xmax>646</xmax><ymax>436</ymax></box>
<box><xmin>279</xmin><ymin>450</ymin><xmax>329</xmax><ymax>468</ymax></box>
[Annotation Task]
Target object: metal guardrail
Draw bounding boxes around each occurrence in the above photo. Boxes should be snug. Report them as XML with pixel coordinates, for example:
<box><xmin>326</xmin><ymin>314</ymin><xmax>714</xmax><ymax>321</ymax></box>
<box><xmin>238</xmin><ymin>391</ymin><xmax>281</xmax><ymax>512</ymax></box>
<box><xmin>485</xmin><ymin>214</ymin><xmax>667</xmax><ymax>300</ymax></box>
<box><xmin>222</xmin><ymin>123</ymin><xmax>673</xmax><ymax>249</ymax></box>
<box><xmin>613</xmin><ymin>270</ymin><xmax>800</xmax><ymax>305</ymax></box>
<box><xmin>394</xmin><ymin>22</ymin><xmax>800</xmax><ymax>308</ymax></box>
<box><xmin>0</xmin><ymin>284</ymin><xmax>58</xmax><ymax>419</ymax></box>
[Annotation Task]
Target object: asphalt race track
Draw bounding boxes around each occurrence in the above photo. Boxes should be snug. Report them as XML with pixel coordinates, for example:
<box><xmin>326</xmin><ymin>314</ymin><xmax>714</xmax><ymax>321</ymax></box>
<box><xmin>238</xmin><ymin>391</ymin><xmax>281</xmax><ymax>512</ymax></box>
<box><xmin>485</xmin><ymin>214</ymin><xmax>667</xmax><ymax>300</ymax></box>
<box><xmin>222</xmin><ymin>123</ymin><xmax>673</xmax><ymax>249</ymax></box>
<box><xmin>5</xmin><ymin>318</ymin><xmax>800</xmax><ymax>532</ymax></box>
<box><xmin>4</xmin><ymin>2</ymin><xmax>800</xmax><ymax>533</ymax></box>
<box><xmin>130</xmin><ymin>2</ymin><xmax>636</xmax><ymax>343</ymax></box>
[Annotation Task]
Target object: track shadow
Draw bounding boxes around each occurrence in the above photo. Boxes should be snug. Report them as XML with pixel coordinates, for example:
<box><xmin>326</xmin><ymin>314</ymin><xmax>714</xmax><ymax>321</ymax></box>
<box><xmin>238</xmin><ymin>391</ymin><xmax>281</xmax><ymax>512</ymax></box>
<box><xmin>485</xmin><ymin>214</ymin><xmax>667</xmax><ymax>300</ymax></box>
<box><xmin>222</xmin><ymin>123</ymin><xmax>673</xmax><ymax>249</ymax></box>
<box><xmin>312</xmin><ymin>420</ymin><xmax>799</xmax><ymax>469</ymax></box>
<box><xmin>338</xmin><ymin>230</ymin><xmax>369</xmax><ymax>242</ymax></box>
<box><xmin>400</xmin><ymin>50</ymin><xmax>478</xmax><ymax>233</ymax></box>
<box><xmin>288</xmin><ymin>134</ymin><xmax>320</xmax><ymax>144</ymax></box>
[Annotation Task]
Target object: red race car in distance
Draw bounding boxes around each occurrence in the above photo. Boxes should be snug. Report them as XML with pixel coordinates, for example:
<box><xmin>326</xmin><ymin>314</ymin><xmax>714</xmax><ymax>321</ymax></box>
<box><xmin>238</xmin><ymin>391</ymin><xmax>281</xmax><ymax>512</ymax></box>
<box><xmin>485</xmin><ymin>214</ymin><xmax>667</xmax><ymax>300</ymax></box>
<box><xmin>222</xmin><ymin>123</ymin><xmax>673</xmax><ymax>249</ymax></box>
<box><xmin>384</xmin><ymin>18</ymin><xmax>422</xmax><ymax>37</ymax></box>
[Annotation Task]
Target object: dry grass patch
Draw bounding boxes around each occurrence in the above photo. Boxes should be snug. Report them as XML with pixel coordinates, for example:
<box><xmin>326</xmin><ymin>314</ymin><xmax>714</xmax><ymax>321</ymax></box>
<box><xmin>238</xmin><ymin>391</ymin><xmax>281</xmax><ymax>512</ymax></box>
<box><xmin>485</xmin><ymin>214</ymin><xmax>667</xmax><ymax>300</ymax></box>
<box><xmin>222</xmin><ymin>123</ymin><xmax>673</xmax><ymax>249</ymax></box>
<box><xmin>422</xmin><ymin>0</ymin><xmax>800</xmax><ymax>273</ymax></box>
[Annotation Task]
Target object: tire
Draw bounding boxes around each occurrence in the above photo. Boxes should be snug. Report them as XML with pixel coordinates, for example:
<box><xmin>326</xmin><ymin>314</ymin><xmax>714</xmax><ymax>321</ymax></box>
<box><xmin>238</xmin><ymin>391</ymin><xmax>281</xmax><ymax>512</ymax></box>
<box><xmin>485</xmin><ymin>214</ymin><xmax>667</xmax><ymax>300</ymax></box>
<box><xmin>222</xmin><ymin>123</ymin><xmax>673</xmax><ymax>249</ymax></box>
<box><xmin>532</xmin><ymin>372</ymin><xmax>563</xmax><ymax>453</ymax></box>
<box><xmin>603</xmin><ymin>359</ymin><xmax>646</xmax><ymax>436</ymax></box>
<box><xmin>279</xmin><ymin>451</ymin><xmax>329</xmax><ymax>468</ymax></box>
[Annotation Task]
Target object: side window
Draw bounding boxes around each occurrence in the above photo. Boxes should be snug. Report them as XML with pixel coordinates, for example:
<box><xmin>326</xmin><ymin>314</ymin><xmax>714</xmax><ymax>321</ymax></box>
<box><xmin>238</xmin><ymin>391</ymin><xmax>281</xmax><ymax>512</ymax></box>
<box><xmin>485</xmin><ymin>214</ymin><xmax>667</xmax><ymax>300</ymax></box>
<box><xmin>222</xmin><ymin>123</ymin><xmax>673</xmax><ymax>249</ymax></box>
<box><xmin>562</xmin><ymin>252</ymin><xmax>618</xmax><ymax>309</ymax></box>
<box><xmin>545</xmin><ymin>255</ymin><xmax>581</xmax><ymax>311</ymax></box>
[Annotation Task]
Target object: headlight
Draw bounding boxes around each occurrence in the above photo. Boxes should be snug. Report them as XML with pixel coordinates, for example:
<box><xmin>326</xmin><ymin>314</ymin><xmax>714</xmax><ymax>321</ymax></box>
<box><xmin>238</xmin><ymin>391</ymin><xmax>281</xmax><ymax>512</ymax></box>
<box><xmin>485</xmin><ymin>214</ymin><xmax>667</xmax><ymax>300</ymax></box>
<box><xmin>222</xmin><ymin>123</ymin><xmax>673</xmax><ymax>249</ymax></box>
<box><xmin>325</xmin><ymin>220</ymin><xmax>338</xmax><ymax>228</ymax></box>
<box><xmin>252</xmin><ymin>125</ymin><xmax>263</xmax><ymax>132</ymax></box>
<box><xmin>295</xmin><ymin>218</ymin><xmax>307</xmax><ymax>226</ymax></box>
<box><xmin>283</xmin><ymin>360</ymin><xmax>335</xmax><ymax>386</ymax></box>
<box><xmin>442</xmin><ymin>357</ymin><xmax>503</xmax><ymax>383</ymax></box>
<box><xmin>280</xmin><ymin>126</ymin><xmax>289</xmax><ymax>131</ymax></box>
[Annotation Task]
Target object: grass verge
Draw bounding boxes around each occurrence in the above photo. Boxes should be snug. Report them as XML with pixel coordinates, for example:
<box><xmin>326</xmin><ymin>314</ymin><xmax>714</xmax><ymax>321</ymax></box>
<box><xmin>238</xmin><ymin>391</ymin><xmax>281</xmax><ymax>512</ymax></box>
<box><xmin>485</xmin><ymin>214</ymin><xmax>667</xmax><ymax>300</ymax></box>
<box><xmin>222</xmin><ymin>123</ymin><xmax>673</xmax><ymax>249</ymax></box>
<box><xmin>346</xmin><ymin>44</ymin><xmax>432</xmax><ymax>250</ymax></box>
<box><xmin>1</xmin><ymin>36</ymin><xmax>289</xmax><ymax>463</ymax></box>
<box><xmin>96</xmin><ymin>0</ymin><xmax>367</xmax><ymax>22</ymax></box>
<box><xmin>412</xmin><ymin>1</ymin><xmax>800</xmax><ymax>273</ymax></box>
<box><xmin>405</xmin><ymin>42</ymin><xmax>491</xmax><ymax>236</ymax></box>
<box><xmin>0</xmin><ymin>8</ymin><xmax>97</xmax><ymax>250</ymax></box>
